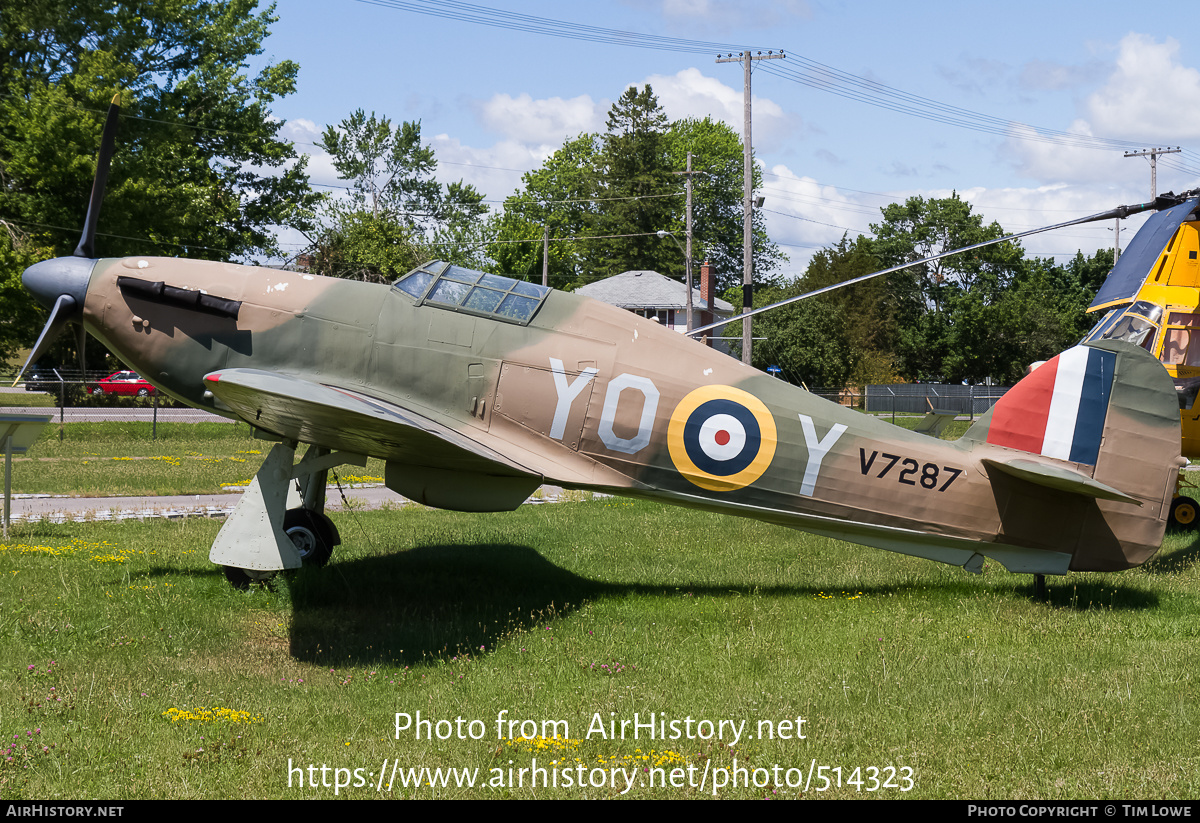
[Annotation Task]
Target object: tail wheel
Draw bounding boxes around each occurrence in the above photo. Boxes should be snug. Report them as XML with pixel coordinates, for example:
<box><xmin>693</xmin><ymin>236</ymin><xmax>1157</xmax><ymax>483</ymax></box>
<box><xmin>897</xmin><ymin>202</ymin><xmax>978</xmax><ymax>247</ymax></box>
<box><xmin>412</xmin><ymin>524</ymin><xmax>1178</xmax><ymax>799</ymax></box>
<box><xmin>283</xmin><ymin>508</ymin><xmax>337</xmax><ymax>567</ymax></box>
<box><xmin>1170</xmin><ymin>496</ymin><xmax>1198</xmax><ymax>531</ymax></box>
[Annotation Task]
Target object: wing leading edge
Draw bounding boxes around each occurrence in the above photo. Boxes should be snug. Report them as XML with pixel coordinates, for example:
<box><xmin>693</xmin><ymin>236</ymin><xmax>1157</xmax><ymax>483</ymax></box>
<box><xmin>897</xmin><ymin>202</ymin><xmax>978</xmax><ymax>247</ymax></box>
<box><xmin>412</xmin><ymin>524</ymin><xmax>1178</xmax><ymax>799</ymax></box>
<box><xmin>203</xmin><ymin>368</ymin><xmax>545</xmax><ymax>511</ymax></box>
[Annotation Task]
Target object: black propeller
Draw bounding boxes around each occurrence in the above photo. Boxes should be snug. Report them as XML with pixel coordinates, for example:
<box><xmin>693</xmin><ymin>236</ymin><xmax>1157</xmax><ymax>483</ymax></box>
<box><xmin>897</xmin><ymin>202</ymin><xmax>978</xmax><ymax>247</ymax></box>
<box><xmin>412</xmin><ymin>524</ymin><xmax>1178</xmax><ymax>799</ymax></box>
<box><xmin>16</xmin><ymin>93</ymin><xmax>120</xmax><ymax>383</ymax></box>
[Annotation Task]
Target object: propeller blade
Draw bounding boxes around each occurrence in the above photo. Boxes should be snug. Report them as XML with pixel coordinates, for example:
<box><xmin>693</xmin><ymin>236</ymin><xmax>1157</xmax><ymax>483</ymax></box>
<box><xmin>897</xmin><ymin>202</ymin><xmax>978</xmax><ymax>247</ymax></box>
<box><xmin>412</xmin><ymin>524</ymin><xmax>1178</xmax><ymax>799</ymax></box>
<box><xmin>73</xmin><ymin>93</ymin><xmax>121</xmax><ymax>260</ymax></box>
<box><xmin>14</xmin><ymin>294</ymin><xmax>78</xmax><ymax>385</ymax></box>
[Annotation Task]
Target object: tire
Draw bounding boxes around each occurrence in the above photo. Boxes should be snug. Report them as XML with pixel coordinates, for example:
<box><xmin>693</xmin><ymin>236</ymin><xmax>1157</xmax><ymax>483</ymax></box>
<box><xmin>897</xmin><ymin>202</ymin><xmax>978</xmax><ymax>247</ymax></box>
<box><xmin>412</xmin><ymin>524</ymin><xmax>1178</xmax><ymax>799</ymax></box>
<box><xmin>136</xmin><ymin>387</ymin><xmax>149</xmax><ymax>397</ymax></box>
<box><xmin>1170</xmin><ymin>496</ymin><xmax>1199</xmax><ymax>531</ymax></box>
<box><xmin>91</xmin><ymin>387</ymin><xmax>104</xmax><ymax>396</ymax></box>
<box><xmin>283</xmin><ymin>508</ymin><xmax>335</xmax><ymax>567</ymax></box>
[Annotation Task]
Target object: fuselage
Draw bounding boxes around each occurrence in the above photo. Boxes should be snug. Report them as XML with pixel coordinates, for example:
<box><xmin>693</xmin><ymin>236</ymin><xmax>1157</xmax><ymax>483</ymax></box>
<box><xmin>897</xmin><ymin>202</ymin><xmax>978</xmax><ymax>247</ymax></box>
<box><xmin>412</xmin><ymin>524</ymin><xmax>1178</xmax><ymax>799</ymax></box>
<box><xmin>74</xmin><ymin>256</ymin><xmax>1176</xmax><ymax>575</ymax></box>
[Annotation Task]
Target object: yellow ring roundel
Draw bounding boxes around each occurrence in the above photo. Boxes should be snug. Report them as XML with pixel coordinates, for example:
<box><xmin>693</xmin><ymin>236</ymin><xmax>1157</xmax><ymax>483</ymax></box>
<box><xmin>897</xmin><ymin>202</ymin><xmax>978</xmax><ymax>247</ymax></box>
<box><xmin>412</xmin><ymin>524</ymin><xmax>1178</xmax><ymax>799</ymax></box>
<box><xmin>667</xmin><ymin>385</ymin><xmax>777</xmax><ymax>491</ymax></box>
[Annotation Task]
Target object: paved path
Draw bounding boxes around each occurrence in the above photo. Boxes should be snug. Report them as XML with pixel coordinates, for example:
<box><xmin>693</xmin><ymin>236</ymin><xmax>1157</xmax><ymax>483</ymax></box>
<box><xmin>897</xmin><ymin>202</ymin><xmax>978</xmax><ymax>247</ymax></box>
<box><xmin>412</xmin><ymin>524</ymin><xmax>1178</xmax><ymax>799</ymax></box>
<box><xmin>0</xmin><ymin>406</ymin><xmax>230</xmax><ymax>423</ymax></box>
<box><xmin>6</xmin><ymin>484</ymin><xmax>570</xmax><ymax>523</ymax></box>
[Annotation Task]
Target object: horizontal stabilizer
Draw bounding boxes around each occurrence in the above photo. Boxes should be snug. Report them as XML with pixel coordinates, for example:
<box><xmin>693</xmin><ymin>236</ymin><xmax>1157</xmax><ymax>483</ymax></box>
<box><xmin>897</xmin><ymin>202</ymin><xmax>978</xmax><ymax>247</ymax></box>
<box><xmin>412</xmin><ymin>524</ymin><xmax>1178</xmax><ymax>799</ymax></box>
<box><xmin>980</xmin><ymin>457</ymin><xmax>1139</xmax><ymax>505</ymax></box>
<box><xmin>914</xmin><ymin>410</ymin><xmax>957</xmax><ymax>437</ymax></box>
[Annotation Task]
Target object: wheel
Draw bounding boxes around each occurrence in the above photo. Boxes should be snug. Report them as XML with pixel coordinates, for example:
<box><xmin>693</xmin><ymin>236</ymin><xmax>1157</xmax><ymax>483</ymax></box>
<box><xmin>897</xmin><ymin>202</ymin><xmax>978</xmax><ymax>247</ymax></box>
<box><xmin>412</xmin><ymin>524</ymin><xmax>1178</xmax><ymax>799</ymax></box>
<box><xmin>136</xmin><ymin>387</ymin><xmax>149</xmax><ymax>397</ymax></box>
<box><xmin>1170</xmin><ymin>496</ymin><xmax>1199</xmax><ymax>531</ymax></box>
<box><xmin>283</xmin><ymin>508</ymin><xmax>336</xmax><ymax>567</ymax></box>
<box><xmin>223</xmin><ymin>566</ymin><xmax>276</xmax><ymax>589</ymax></box>
<box><xmin>91</xmin><ymin>386</ymin><xmax>104</xmax><ymax>396</ymax></box>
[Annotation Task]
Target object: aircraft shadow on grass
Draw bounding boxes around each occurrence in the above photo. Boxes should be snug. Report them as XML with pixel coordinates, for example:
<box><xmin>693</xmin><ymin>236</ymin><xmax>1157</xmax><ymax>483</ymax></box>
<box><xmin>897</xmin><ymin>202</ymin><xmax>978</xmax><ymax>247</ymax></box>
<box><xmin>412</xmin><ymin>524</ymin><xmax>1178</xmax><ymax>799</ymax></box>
<box><xmin>190</xmin><ymin>542</ymin><xmax>1165</xmax><ymax>665</ymax></box>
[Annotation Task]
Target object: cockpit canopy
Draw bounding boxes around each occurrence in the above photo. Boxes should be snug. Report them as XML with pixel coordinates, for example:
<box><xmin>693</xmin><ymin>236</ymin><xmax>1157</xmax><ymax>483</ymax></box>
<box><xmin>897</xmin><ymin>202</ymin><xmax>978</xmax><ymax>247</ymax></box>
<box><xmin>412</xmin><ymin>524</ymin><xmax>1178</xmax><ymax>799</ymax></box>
<box><xmin>392</xmin><ymin>261</ymin><xmax>551</xmax><ymax>325</ymax></box>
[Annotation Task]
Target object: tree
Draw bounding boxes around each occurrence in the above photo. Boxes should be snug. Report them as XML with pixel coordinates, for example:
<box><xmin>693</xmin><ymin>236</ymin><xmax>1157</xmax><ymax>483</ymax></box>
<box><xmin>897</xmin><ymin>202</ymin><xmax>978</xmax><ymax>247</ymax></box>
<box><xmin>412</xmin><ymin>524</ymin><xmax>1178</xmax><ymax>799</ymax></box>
<box><xmin>0</xmin><ymin>1</ymin><xmax>317</xmax><ymax>364</ymax></box>
<box><xmin>0</xmin><ymin>0</ymin><xmax>317</xmax><ymax>262</ymax></box>
<box><xmin>746</xmin><ymin>236</ymin><xmax>892</xmax><ymax>387</ymax></box>
<box><xmin>586</xmin><ymin>85</ymin><xmax>680</xmax><ymax>282</ymax></box>
<box><xmin>488</xmin><ymin>89</ymin><xmax>784</xmax><ymax>292</ymax></box>
<box><xmin>868</xmin><ymin>194</ymin><xmax>1025</xmax><ymax>380</ymax></box>
<box><xmin>308</xmin><ymin>111</ymin><xmax>488</xmax><ymax>281</ymax></box>
<box><xmin>665</xmin><ymin>117</ymin><xmax>784</xmax><ymax>292</ymax></box>
<box><xmin>488</xmin><ymin>133</ymin><xmax>601</xmax><ymax>285</ymax></box>
<box><xmin>944</xmin><ymin>259</ymin><xmax>1098</xmax><ymax>384</ymax></box>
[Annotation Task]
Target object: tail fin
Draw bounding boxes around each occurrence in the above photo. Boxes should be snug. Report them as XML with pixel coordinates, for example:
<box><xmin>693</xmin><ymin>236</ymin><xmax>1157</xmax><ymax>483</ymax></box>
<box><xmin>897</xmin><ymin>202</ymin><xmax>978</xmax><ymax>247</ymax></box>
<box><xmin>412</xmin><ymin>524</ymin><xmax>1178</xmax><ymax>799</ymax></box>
<box><xmin>963</xmin><ymin>341</ymin><xmax>1183</xmax><ymax>571</ymax></box>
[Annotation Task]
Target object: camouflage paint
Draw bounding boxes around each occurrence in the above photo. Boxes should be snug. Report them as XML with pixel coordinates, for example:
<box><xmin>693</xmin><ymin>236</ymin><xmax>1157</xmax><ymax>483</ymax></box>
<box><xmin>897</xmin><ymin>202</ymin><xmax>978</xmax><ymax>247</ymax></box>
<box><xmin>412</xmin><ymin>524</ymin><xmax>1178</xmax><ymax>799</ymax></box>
<box><xmin>78</xmin><ymin>257</ymin><xmax>1182</xmax><ymax>576</ymax></box>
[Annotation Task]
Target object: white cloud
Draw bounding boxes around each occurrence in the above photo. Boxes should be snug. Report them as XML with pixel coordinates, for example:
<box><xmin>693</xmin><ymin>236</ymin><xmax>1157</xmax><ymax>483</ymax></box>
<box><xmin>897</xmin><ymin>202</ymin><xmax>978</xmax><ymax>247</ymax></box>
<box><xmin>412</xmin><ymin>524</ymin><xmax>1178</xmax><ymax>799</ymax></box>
<box><xmin>429</xmin><ymin>135</ymin><xmax>544</xmax><ymax>202</ymax></box>
<box><xmin>1086</xmin><ymin>33</ymin><xmax>1200</xmax><ymax>141</ymax></box>
<box><xmin>1019</xmin><ymin>58</ymin><xmax>1105</xmax><ymax>92</ymax></box>
<box><xmin>757</xmin><ymin>165</ymin><xmax>884</xmax><ymax>276</ymax></box>
<box><xmin>476</xmin><ymin>92</ymin><xmax>606</xmax><ymax>149</ymax></box>
<box><xmin>643</xmin><ymin>68</ymin><xmax>795</xmax><ymax>151</ymax></box>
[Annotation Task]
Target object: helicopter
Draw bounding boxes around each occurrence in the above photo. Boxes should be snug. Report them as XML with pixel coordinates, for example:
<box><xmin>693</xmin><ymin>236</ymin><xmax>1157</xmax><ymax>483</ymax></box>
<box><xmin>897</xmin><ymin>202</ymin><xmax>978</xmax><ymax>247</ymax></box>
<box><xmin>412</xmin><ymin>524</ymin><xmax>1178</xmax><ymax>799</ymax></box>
<box><xmin>1078</xmin><ymin>195</ymin><xmax>1200</xmax><ymax>528</ymax></box>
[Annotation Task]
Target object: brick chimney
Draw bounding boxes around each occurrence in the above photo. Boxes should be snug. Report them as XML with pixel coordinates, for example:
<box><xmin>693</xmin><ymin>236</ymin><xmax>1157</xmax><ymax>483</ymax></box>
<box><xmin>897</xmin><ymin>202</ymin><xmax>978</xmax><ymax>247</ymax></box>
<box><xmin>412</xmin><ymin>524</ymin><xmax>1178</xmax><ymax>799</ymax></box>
<box><xmin>700</xmin><ymin>260</ymin><xmax>714</xmax><ymax>307</ymax></box>
<box><xmin>699</xmin><ymin>261</ymin><xmax>716</xmax><ymax>344</ymax></box>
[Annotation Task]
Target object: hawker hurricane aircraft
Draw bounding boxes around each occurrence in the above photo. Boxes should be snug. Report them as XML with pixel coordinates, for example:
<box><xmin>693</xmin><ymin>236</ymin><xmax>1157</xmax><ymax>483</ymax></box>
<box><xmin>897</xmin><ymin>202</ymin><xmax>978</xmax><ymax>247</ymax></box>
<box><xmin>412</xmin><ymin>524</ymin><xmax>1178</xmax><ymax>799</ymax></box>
<box><xmin>16</xmin><ymin>99</ymin><xmax>1186</xmax><ymax>587</ymax></box>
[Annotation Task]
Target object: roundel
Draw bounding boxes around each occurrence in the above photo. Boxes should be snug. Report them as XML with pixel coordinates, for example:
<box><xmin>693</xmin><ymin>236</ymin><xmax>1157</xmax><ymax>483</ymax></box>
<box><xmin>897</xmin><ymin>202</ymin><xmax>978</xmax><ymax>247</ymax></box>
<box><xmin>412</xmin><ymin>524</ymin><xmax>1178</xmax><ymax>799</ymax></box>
<box><xmin>667</xmin><ymin>386</ymin><xmax>777</xmax><ymax>491</ymax></box>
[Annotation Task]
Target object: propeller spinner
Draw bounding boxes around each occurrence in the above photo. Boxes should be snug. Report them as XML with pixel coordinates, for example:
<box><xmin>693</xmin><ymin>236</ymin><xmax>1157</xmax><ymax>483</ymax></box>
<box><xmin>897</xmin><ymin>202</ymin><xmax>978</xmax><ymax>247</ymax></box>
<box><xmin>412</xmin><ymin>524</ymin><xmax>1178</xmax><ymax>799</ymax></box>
<box><xmin>15</xmin><ymin>93</ymin><xmax>120</xmax><ymax>383</ymax></box>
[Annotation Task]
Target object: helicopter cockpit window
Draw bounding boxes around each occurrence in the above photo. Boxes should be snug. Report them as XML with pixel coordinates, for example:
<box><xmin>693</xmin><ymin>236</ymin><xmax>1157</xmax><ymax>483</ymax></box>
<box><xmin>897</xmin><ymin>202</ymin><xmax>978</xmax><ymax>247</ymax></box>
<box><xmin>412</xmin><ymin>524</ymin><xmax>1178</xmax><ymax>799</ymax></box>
<box><xmin>1161</xmin><ymin>312</ymin><xmax>1200</xmax><ymax>367</ymax></box>
<box><xmin>1089</xmin><ymin>300</ymin><xmax>1163</xmax><ymax>352</ymax></box>
<box><xmin>391</xmin><ymin>261</ymin><xmax>551</xmax><ymax>325</ymax></box>
<box><xmin>1083</xmin><ymin>307</ymin><xmax>1125</xmax><ymax>342</ymax></box>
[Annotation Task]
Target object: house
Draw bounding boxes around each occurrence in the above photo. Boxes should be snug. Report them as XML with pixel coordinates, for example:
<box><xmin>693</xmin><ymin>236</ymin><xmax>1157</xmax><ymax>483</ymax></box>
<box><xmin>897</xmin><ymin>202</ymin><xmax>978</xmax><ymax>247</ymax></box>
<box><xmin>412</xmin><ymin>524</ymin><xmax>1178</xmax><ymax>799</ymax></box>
<box><xmin>575</xmin><ymin>261</ymin><xmax>733</xmax><ymax>348</ymax></box>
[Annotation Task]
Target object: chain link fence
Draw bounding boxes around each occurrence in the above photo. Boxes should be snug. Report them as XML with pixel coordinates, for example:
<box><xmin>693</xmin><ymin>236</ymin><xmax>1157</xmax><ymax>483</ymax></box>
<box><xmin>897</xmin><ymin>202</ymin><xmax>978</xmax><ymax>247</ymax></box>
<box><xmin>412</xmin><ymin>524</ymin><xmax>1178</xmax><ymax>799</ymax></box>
<box><xmin>864</xmin><ymin>383</ymin><xmax>1010</xmax><ymax>419</ymax></box>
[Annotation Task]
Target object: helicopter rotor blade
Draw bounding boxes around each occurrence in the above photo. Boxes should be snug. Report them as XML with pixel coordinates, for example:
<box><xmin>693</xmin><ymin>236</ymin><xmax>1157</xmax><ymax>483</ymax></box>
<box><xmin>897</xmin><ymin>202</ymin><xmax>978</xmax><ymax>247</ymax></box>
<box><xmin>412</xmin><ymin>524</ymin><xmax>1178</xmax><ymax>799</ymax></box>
<box><xmin>686</xmin><ymin>194</ymin><xmax>1197</xmax><ymax>338</ymax></box>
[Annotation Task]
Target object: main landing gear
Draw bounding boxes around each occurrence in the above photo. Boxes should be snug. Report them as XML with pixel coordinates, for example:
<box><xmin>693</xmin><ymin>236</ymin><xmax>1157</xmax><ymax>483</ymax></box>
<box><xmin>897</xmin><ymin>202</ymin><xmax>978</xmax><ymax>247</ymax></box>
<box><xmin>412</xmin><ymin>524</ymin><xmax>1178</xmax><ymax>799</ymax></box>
<box><xmin>213</xmin><ymin>441</ymin><xmax>364</xmax><ymax>589</ymax></box>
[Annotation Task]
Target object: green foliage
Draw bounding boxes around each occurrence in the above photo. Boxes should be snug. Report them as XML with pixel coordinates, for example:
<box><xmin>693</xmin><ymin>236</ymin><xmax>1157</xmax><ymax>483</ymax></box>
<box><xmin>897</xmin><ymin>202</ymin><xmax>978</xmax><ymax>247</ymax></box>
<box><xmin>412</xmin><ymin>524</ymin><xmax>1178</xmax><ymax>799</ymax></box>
<box><xmin>489</xmin><ymin>87</ymin><xmax>782</xmax><ymax>290</ymax></box>
<box><xmin>309</xmin><ymin>111</ymin><xmax>488</xmax><ymax>282</ymax></box>
<box><xmin>749</xmin><ymin>236</ymin><xmax>893</xmax><ymax>387</ymax></box>
<box><xmin>0</xmin><ymin>0</ymin><xmax>318</xmax><ymax>262</ymax></box>
<box><xmin>861</xmin><ymin>194</ymin><xmax>1098</xmax><ymax>383</ymax></box>
<box><xmin>585</xmin><ymin>85</ymin><xmax>679</xmax><ymax>282</ymax></box>
<box><xmin>0</xmin><ymin>223</ymin><xmax>52</xmax><ymax>363</ymax></box>
<box><xmin>665</xmin><ymin>116</ymin><xmax>784</xmax><ymax>291</ymax></box>
<box><xmin>0</xmin><ymin>1</ymin><xmax>318</xmax><ymax>368</ymax></box>
<box><xmin>490</xmin><ymin>133</ymin><xmax>601</xmax><ymax>286</ymax></box>
<box><xmin>752</xmin><ymin>196</ymin><xmax>1115</xmax><ymax>388</ymax></box>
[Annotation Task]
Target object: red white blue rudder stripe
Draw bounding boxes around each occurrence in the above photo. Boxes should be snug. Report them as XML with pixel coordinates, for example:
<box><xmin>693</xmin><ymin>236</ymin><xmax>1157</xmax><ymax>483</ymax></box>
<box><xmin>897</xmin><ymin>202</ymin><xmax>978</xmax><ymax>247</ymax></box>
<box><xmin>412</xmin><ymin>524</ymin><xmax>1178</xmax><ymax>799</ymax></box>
<box><xmin>985</xmin><ymin>345</ymin><xmax>1116</xmax><ymax>466</ymax></box>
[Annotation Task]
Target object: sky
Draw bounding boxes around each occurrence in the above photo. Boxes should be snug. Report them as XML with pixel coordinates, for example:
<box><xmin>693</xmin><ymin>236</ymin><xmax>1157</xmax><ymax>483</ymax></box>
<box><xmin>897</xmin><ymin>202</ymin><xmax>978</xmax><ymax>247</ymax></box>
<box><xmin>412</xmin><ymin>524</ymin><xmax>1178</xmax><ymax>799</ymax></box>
<box><xmin>258</xmin><ymin>0</ymin><xmax>1200</xmax><ymax>279</ymax></box>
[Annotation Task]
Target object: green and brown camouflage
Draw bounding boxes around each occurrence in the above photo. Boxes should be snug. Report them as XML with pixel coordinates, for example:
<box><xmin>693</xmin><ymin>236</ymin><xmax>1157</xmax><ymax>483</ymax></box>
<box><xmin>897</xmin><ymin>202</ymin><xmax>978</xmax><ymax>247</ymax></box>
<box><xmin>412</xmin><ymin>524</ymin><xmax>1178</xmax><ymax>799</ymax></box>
<box><xmin>23</xmin><ymin>252</ymin><xmax>1182</xmax><ymax>581</ymax></box>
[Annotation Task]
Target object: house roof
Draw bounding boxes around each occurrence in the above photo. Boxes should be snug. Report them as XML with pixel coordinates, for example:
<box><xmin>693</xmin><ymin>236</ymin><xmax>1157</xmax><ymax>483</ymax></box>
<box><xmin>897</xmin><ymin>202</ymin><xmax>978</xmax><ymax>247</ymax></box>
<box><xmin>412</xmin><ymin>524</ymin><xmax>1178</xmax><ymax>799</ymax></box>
<box><xmin>575</xmin><ymin>270</ymin><xmax>733</xmax><ymax>314</ymax></box>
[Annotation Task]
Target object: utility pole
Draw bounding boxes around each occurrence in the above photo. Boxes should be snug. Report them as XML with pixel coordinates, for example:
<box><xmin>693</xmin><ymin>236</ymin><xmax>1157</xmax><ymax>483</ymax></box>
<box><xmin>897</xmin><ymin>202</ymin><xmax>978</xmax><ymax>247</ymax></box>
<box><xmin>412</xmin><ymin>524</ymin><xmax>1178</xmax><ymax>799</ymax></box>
<box><xmin>672</xmin><ymin>153</ymin><xmax>696</xmax><ymax>332</ymax></box>
<box><xmin>1124</xmin><ymin>147</ymin><xmax>1181</xmax><ymax>201</ymax></box>
<box><xmin>717</xmin><ymin>49</ymin><xmax>784</xmax><ymax>365</ymax></box>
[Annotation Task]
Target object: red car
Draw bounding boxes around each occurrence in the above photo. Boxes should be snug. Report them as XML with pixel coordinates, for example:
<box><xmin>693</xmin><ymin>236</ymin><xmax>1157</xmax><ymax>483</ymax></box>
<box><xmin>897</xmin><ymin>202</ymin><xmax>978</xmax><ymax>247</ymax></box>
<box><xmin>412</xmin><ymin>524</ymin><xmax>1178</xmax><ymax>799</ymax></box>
<box><xmin>90</xmin><ymin>370</ymin><xmax>157</xmax><ymax>397</ymax></box>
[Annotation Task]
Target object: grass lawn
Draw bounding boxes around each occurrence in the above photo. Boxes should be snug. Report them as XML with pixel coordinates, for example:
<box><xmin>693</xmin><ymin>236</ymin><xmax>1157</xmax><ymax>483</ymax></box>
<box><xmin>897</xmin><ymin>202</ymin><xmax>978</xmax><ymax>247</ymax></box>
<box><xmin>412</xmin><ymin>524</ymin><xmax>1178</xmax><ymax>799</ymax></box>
<box><xmin>1</xmin><ymin>494</ymin><xmax>1198</xmax><ymax>799</ymax></box>
<box><xmin>9</xmin><ymin>423</ymin><xmax>384</xmax><ymax>496</ymax></box>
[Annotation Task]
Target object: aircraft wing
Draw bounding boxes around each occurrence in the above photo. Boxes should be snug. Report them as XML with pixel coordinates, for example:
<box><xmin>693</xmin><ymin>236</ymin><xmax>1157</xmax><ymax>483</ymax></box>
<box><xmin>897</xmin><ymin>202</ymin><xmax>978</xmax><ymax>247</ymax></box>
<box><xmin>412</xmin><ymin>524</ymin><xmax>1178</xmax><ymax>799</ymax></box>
<box><xmin>203</xmin><ymin>368</ymin><xmax>538</xmax><ymax>479</ymax></box>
